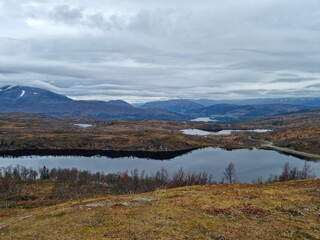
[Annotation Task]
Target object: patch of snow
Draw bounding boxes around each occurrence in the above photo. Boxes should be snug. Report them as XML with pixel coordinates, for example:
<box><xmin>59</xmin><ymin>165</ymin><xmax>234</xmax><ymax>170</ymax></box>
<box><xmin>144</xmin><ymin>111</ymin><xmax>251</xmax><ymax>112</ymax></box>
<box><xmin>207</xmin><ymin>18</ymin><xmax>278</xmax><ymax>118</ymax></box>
<box><xmin>19</xmin><ymin>90</ymin><xmax>25</xmax><ymax>98</ymax></box>
<box><xmin>4</xmin><ymin>85</ymin><xmax>14</xmax><ymax>91</ymax></box>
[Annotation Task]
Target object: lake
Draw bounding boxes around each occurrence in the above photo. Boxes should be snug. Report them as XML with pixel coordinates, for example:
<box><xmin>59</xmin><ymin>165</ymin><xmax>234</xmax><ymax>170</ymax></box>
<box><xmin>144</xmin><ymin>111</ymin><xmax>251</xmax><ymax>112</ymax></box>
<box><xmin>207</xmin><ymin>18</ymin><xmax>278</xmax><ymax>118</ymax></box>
<box><xmin>0</xmin><ymin>148</ymin><xmax>319</xmax><ymax>183</ymax></box>
<box><xmin>181</xmin><ymin>129</ymin><xmax>272</xmax><ymax>136</ymax></box>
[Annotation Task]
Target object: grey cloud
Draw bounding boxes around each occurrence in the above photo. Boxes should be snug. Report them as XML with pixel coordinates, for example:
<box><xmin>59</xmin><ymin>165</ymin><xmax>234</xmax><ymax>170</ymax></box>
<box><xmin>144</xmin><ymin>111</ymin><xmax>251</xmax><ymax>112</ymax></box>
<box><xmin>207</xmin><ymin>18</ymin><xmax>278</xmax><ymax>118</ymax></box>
<box><xmin>50</xmin><ymin>5</ymin><xmax>83</xmax><ymax>24</ymax></box>
<box><xmin>306</xmin><ymin>83</ymin><xmax>320</xmax><ymax>89</ymax></box>
<box><xmin>0</xmin><ymin>0</ymin><xmax>320</xmax><ymax>102</ymax></box>
<box><xmin>270</xmin><ymin>77</ymin><xmax>319</xmax><ymax>83</ymax></box>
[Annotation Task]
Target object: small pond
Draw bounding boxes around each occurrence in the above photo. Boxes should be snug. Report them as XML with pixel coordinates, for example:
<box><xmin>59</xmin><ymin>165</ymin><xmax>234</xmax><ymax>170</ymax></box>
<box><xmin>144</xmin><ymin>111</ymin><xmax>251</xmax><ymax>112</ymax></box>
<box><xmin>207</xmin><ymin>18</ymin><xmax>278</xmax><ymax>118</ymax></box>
<box><xmin>190</xmin><ymin>117</ymin><xmax>217</xmax><ymax>122</ymax></box>
<box><xmin>74</xmin><ymin>124</ymin><xmax>93</xmax><ymax>128</ymax></box>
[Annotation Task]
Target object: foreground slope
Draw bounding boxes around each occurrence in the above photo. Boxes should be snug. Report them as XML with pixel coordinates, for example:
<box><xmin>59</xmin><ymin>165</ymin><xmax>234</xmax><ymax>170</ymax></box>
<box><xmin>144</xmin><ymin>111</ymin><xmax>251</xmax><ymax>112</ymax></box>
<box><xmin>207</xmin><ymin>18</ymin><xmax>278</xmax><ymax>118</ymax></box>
<box><xmin>1</xmin><ymin>179</ymin><xmax>319</xmax><ymax>239</ymax></box>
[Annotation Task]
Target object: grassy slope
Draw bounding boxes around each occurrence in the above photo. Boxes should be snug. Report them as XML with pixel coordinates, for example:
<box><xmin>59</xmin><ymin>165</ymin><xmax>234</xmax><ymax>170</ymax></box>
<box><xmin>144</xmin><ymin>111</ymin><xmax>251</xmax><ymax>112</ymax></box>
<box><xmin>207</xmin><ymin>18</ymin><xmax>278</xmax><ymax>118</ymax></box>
<box><xmin>1</xmin><ymin>179</ymin><xmax>319</xmax><ymax>240</ymax></box>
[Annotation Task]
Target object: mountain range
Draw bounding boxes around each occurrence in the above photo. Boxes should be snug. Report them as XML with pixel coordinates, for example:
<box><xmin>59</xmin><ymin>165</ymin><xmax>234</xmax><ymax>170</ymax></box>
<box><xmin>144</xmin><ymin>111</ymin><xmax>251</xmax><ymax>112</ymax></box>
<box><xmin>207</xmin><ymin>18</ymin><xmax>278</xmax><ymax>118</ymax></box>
<box><xmin>0</xmin><ymin>85</ymin><xmax>317</xmax><ymax>121</ymax></box>
<box><xmin>139</xmin><ymin>100</ymin><xmax>310</xmax><ymax>121</ymax></box>
<box><xmin>190</xmin><ymin>97</ymin><xmax>320</xmax><ymax>107</ymax></box>
<box><xmin>0</xmin><ymin>85</ymin><xmax>183</xmax><ymax>120</ymax></box>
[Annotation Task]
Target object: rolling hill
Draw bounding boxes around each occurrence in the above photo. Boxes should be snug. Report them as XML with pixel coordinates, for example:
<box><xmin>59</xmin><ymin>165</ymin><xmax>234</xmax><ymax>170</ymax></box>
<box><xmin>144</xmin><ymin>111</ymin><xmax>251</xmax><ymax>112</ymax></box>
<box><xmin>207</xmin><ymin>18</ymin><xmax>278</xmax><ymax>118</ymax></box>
<box><xmin>192</xmin><ymin>97</ymin><xmax>320</xmax><ymax>107</ymax></box>
<box><xmin>192</xmin><ymin>103</ymin><xmax>308</xmax><ymax>121</ymax></box>
<box><xmin>139</xmin><ymin>99</ymin><xmax>310</xmax><ymax>121</ymax></box>
<box><xmin>139</xmin><ymin>99</ymin><xmax>204</xmax><ymax>114</ymax></box>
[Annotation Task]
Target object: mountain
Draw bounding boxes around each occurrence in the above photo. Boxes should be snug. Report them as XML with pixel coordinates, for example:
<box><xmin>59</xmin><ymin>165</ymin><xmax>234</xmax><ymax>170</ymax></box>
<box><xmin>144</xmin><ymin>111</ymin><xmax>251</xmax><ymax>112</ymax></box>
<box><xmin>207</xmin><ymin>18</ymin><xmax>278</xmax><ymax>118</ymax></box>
<box><xmin>0</xmin><ymin>85</ymin><xmax>314</xmax><ymax>121</ymax></box>
<box><xmin>192</xmin><ymin>103</ymin><xmax>309</xmax><ymax>121</ymax></box>
<box><xmin>192</xmin><ymin>97</ymin><xmax>320</xmax><ymax>107</ymax></box>
<box><xmin>0</xmin><ymin>85</ymin><xmax>71</xmax><ymax>107</ymax></box>
<box><xmin>138</xmin><ymin>98</ymin><xmax>312</xmax><ymax>121</ymax></box>
<box><xmin>139</xmin><ymin>99</ymin><xmax>204</xmax><ymax>114</ymax></box>
<box><xmin>0</xmin><ymin>86</ymin><xmax>184</xmax><ymax>120</ymax></box>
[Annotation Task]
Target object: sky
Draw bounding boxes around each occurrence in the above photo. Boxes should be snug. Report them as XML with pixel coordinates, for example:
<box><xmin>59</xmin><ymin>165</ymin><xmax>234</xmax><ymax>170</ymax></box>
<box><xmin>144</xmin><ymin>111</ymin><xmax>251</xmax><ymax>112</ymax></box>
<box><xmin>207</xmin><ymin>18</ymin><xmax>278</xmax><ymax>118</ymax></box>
<box><xmin>0</xmin><ymin>0</ymin><xmax>319</xmax><ymax>103</ymax></box>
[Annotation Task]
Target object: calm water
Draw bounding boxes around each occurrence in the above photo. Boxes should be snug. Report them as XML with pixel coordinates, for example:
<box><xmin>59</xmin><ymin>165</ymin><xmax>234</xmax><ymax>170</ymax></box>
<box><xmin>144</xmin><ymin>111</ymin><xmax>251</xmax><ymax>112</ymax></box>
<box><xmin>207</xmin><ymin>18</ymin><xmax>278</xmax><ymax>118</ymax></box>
<box><xmin>74</xmin><ymin>124</ymin><xmax>93</xmax><ymax>128</ymax></box>
<box><xmin>181</xmin><ymin>129</ymin><xmax>272</xmax><ymax>136</ymax></box>
<box><xmin>190</xmin><ymin>117</ymin><xmax>217</xmax><ymax>122</ymax></box>
<box><xmin>0</xmin><ymin>148</ymin><xmax>319</xmax><ymax>182</ymax></box>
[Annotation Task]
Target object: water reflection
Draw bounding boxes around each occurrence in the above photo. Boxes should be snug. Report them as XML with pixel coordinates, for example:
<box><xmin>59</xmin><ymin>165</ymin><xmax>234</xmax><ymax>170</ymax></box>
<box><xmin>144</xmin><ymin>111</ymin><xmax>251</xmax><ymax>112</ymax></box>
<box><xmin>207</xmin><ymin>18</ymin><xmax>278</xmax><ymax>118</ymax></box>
<box><xmin>0</xmin><ymin>148</ymin><xmax>319</xmax><ymax>183</ymax></box>
<box><xmin>181</xmin><ymin>129</ymin><xmax>272</xmax><ymax>136</ymax></box>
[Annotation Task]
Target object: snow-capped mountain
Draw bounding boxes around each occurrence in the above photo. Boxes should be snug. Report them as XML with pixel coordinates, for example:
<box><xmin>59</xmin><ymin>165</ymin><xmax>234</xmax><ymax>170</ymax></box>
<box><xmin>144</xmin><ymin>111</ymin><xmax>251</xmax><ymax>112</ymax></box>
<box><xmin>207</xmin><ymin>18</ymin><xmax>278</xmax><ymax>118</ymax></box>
<box><xmin>0</xmin><ymin>85</ymin><xmax>71</xmax><ymax>107</ymax></box>
<box><xmin>0</xmin><ymin>85</ymin><xmax>183</xmax><ymax>120</ymax></box>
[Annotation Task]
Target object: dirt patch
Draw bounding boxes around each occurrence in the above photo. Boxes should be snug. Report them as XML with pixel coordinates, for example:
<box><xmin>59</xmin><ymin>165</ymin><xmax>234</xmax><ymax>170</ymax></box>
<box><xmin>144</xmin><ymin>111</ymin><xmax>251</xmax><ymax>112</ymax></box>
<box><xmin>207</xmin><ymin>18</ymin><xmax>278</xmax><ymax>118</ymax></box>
<box><xmin>241</xmin><ymin>207</ymin><xmax>267</xmax><ymax>216</ymax></box>
<box><xmin>276</xmin><ymin>207</ymin><xmax>304</xmax><ymax>216</ymax></box>
<box><xmin>205</xmin><ymin>208</ymin><xmax>233</xmax><ymax>216</ymax></box>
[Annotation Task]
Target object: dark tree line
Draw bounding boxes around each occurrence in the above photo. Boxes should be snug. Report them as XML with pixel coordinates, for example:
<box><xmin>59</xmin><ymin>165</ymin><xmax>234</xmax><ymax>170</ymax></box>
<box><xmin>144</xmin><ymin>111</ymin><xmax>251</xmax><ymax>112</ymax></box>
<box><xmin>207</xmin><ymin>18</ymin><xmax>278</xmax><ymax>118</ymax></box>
<box><xmin>0</xmin><ymin>165</ymin><xmax>38</xmax><ymax>207</ymax></box>
<box><xmin>0</xmin><ymin>165</ymin><xmax>213</xmax><ymax>202</ymax></box>
<box><xmin>51</xmin><ymin>167</ymin><xmax>213</xmax><ymax>199</ymax></box>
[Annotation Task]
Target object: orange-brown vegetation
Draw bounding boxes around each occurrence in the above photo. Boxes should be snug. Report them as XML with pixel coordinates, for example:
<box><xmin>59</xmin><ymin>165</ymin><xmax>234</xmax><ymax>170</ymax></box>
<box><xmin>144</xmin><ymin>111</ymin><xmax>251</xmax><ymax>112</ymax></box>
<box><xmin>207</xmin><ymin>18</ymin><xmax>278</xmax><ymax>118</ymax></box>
<box><xmin>0</xmin><ymin>179</ymin><xmax>319</xmax><ymax>239</ymax></box>
<box><xmin>1</xmin><ymin>111</ymin><xmax>320</xmax><ymax>155</ymax></box>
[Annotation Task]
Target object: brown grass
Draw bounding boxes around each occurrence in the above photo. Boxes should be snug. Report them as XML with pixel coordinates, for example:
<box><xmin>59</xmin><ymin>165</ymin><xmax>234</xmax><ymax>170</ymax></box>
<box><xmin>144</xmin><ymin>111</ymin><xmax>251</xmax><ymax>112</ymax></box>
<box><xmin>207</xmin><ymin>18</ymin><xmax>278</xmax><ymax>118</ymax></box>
<box><xmin>0</xmin><ymin>179</ymin><xmax>319</xmax><ymax>239</ymax></box>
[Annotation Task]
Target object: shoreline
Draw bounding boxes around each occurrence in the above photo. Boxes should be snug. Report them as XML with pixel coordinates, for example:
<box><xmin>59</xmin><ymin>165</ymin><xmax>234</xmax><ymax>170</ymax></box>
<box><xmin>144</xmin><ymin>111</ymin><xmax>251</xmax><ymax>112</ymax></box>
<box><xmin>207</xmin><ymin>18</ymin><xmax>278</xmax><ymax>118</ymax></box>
<box><xmin>260</xmin><ymin>143</ymin><xmax>320</xmax><ymax>161</ymax></box>
<box><xmin>0</xmin><ymin>148</ymin><xmax>196</xmax><ymax>160</ymax></box>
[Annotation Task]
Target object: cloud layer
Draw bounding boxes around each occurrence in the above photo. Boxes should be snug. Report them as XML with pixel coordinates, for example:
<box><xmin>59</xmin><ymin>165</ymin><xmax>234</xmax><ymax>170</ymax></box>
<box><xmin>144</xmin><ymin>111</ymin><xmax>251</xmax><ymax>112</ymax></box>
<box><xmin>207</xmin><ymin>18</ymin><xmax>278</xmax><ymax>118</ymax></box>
<box><xmin>0</xmin><ymin>0</ymin><xmax>319</xmax><ymax>102</ymax></box>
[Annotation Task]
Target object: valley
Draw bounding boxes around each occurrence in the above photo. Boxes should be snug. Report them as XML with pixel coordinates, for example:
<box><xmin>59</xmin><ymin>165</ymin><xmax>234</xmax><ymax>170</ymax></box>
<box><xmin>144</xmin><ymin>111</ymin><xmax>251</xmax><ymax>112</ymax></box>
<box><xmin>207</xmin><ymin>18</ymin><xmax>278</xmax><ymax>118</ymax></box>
<box><xmin>1</xmin><ymin>86</ymin><xmax>320</xmax><ymax>240</ymax></box>
<box><xmin>2</xmin><ymin>1</ymin><xmax>320</xmax><ymax>238</ymax></box>
<box><xmin>1</xmin><ymin>110</ymin><xmax>320</xmax><ymax>158</ymax></box>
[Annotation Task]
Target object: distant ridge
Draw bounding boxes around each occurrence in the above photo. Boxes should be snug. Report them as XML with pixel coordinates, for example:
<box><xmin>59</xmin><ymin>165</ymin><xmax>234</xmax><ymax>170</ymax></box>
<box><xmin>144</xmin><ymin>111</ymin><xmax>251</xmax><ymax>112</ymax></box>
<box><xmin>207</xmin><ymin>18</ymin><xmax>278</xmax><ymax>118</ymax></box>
<box><xmin>0</xmin><ymin>85</ymin><xmax>184</xmax><ymax>120</ymax></box>
<box><xmin>191</xmin><ymin>97</ymin><xmax>320</xmax><ymax>107</ymax></box>
<box><xmin>0</xmin><ymin>85</ymin><xmax>315</xmax><ymax>121</ymax></box>
<box><xmin>139</xmin><ymin>99</ymin><xmax>312</xmax><ymax>121</ymax></box>
<box><xmin>140</xmin><ymin>99</ymin><xmax>204</xmax><ymax>114</ymax></box>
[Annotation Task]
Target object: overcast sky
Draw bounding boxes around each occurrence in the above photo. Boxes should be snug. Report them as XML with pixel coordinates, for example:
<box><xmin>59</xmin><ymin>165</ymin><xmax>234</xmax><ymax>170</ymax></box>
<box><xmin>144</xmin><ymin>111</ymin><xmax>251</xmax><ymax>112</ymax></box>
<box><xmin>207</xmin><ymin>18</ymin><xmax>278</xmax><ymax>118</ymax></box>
<box><xmin>0</xmin><ymin>0</ymin><xmax>319</xmax><ymax>102</ymax></box>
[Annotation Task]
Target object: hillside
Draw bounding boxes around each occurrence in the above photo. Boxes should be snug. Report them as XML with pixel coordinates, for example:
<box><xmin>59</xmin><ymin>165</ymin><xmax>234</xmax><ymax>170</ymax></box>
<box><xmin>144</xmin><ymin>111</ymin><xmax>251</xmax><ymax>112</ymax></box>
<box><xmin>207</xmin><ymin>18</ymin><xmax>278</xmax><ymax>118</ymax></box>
<box><xmin>0</xmin><ymin>86</ymin><xmax>183</xmax><ymax>120</ymax></box>
<box><xmin>248</xmin><ymin>110</ymin><xmax>320</xmax><ymax>155</ymax></box>
<box><xmin>192</xmin><ymin>97</ymin><xmax>320</xmax><ymax>107</ymax></box>
<box><xmin>138</xmin><ymin>98</ymin><xmax>311</xmax><ymax>121</ymax></box>
<box><xmin>140</xmin><ymin>99</ymin><xmax>204</xmax><ymax>114</ymax></box>
<box><xmin>0</xmin><ymin>179</ymin><xmax>319</xmax><ymax>239</ymax></box>
<box><xmin>191</xmin><ymin>104</ymin><xmax>308</xmax><ymax>121</ymax></box>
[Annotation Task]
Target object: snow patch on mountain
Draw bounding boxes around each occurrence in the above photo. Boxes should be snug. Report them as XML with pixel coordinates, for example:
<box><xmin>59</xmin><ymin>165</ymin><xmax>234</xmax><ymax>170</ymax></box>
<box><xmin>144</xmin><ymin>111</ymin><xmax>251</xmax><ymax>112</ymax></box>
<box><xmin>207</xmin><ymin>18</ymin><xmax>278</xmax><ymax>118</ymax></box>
<box><xmin>19</xmin><ymin>90</ymin><xmax>25</xmax><ymax>98</ymax></box>
<box><xmin>4</xmin><ymin>85</ymin><xmax>15</xmax><ymax>91</ymax></box>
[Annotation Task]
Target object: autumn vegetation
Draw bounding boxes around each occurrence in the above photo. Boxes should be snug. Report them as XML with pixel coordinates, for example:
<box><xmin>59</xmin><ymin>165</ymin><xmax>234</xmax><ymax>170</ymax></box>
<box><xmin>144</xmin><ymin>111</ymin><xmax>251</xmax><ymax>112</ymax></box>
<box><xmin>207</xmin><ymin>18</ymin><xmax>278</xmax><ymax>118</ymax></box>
<box><xmin>0</xmin><ymin>177</ymin><xmax>319</xmax><ymax>239</ymax></box>
<box><xmin>0</xmin><ymin>161</ymin><xmax>315</xmax><ymax>209</ymax></box>
<box><xmin>1</xmin><ymin>111</ymin><xmax>320</xmax><ymax>157</ymax></box>
<box><xmin>1</xmin><ymin>112</ymin><xmax>320</xmax><ymax>239</ymax></box>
